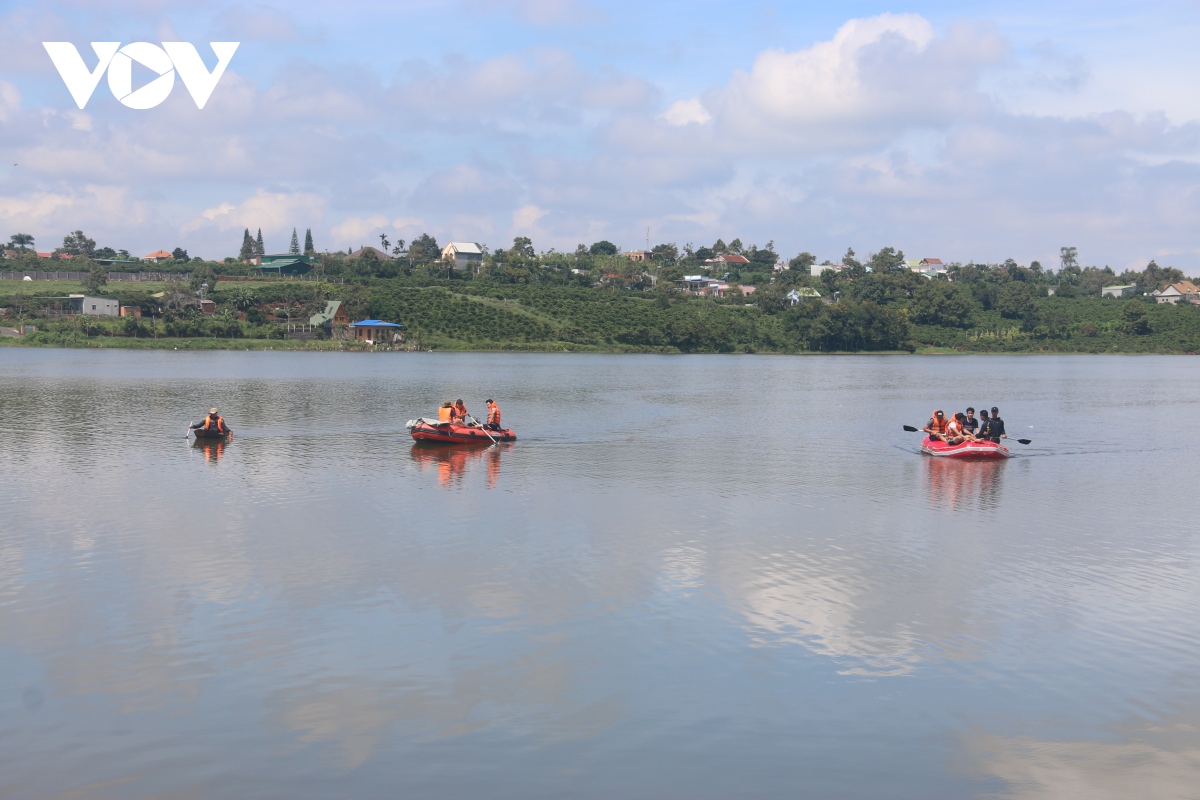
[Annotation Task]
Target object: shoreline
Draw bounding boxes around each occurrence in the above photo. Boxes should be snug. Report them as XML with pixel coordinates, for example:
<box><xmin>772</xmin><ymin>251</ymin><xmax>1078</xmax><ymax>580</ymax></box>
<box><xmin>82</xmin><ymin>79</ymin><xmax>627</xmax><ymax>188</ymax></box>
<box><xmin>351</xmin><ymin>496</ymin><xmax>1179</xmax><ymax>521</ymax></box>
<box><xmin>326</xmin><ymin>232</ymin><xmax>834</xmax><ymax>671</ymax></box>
<box><xmin>1</xmin><ymin>337</ymin><xmax>1194</xmax><ymax>355</ymax></box>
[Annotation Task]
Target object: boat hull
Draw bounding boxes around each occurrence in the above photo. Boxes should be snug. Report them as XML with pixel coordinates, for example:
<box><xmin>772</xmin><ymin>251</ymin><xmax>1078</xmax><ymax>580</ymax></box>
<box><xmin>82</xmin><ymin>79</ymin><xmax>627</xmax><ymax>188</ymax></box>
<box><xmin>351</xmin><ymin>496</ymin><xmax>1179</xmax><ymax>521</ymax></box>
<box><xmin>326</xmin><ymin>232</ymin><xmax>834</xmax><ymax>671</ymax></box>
<box><xmin>408</xmin><ymin>420</ymin><xmax>515</xmax><ymax>444</ymax></box>
<box><xmin>192</xmin><ymin>427</ymin><xmax>232</xmax><ymax>440</ymax></box>
<box><xmin>920</xmin><ymin>436</ymin><xmax>1009</xmax><ymax>459</ymax></box>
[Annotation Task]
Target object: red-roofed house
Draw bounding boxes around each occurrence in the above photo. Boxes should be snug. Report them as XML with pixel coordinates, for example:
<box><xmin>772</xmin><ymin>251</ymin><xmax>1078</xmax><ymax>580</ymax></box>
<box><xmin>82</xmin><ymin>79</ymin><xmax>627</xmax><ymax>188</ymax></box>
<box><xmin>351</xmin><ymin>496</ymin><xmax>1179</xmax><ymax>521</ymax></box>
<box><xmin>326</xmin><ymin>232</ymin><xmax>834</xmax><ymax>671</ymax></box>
<box><xmin>705</xmin><ymin>253</ymin><xmax>750</xmax><ymax>267</ymax></box>
<box><xmin>144</xmin><ymin>250</ymin><xmax>173</xmax><ymax>263</ymax></box>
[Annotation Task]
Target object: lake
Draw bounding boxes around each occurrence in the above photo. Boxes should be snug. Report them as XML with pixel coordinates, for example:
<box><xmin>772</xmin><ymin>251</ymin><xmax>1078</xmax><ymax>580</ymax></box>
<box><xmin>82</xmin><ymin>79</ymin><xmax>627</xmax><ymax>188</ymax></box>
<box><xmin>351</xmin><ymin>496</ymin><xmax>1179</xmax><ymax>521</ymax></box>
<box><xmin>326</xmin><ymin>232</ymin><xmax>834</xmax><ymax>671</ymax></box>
<box><xmin>2</xmin><ymin>349</ymin><xmax>1199</xmax><ymax>799</ymax></box>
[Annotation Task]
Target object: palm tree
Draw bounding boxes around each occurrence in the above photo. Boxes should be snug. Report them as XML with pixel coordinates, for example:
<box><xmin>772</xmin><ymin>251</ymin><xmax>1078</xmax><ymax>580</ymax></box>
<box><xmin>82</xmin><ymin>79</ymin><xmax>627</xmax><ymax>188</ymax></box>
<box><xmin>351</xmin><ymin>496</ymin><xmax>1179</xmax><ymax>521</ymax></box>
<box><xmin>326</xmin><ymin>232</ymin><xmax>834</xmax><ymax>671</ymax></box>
<box><xmin>9</xmin><ymin>233</ymin><xmax>34</xmax><ymax>250</ymax></box>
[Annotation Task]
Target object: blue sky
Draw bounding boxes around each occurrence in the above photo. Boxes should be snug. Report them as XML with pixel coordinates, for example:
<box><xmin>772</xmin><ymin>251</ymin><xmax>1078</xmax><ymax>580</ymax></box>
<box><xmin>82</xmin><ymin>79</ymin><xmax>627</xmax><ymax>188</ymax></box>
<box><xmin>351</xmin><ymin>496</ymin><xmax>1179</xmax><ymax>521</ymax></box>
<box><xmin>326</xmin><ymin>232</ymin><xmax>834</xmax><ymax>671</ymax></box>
<box><xmin>2</xmin><ymin>0</ymin><xmax>1200</xmax><ymax>269</ymax></box>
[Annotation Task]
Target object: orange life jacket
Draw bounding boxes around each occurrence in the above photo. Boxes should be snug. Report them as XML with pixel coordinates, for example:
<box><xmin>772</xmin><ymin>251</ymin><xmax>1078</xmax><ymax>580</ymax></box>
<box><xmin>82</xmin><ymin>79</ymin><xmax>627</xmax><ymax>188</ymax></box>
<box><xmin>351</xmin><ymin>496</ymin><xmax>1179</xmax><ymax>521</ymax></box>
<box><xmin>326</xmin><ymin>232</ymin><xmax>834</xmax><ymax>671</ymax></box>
<box><xmin>438</xmin><ymin>406</ymin><xmax>453</xmax><ymax>423</ymax></box>
<box><xmin>487</xmin><ymin>402</ymin><xmax>501</xmax><ymax>426</ymax></box>
<box><xmin>453</xmin><ymin>401</ymin><xmax>467</xmax><ymax>419</ymax></box>
<box><xmin>928</xmin><ymin>411</ymin><xmax>948</xmax><ymax>434</ymax></box>
<box><xmin>204</xmin><ymin>414</ymin><xmax>225</xmax><ymax>433</ymax></box>
<box><xmin>947</xmin><ymin>418</ymin><xmax>963</xmax><ymax>436</ymax></box>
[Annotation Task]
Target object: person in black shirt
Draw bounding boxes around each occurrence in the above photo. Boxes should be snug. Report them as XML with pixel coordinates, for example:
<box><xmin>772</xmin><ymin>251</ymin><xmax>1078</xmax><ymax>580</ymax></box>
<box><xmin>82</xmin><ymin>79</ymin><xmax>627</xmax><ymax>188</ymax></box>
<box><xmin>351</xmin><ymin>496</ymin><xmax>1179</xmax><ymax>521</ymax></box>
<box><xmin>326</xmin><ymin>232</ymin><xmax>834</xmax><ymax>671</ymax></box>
<box><xmin>963</xmin><ymin>407</ymin><xmax>979</xmax><ymax>437</ymax></box>
<box><xmin>984</xmin><ymin>406</ymin><xmax>1007</xmax><ymax>443</ymax></box>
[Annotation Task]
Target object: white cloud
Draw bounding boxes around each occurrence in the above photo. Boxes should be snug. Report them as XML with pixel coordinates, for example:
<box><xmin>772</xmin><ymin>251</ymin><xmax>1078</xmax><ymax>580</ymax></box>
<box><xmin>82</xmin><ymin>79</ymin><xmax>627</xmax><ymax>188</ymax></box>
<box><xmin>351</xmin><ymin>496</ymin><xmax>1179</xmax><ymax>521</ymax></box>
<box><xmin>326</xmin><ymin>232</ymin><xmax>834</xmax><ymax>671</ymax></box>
<box><xmin>511</xmin><ymin>204</ymin><xmax>548</xmax><ymax>234</ymax></box>
<box><xmin>0</xmin><ymin>80</ymin><xmax>19</xmax><ymax>122</ymax></box>
<box><xmin>660</xmin><ymin>98</ymin><xmax>711</xmax><ymax>126</ymax></box>
<box><xmin>182</xmin><ymin>189</ymin><xmax>325</xmax><ymax>237</ymax></box>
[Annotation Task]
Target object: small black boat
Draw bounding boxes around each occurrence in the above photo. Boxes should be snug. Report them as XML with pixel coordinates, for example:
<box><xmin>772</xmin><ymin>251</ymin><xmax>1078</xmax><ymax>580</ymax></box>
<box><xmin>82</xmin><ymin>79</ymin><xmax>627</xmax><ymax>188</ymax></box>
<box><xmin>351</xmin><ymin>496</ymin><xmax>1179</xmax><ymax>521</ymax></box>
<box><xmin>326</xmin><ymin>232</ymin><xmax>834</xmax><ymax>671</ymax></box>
<box><xmin>192</xmin><ymin>427</ymin><xmax>232</xmax><ymax>440</ymax></box>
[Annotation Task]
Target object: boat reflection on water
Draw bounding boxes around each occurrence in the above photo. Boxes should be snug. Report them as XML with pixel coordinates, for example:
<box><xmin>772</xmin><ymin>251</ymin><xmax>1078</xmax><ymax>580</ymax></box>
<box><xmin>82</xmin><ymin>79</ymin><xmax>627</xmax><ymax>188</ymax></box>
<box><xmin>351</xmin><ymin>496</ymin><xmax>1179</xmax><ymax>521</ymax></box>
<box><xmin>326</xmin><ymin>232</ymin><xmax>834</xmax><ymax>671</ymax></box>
<box><xmin>410</xmin><ymin>442</ymin><xmax>508</xmax><ymax>488</ymax></box>
<box><xmin>191</xmin><ymin>437</ymin><xmax>227</xmax><ymax>463</ymax></box>
<box><xmin>924</xmin><ymin>455</ymin><xmax>1006</xmax><ymax>511</ymax></box>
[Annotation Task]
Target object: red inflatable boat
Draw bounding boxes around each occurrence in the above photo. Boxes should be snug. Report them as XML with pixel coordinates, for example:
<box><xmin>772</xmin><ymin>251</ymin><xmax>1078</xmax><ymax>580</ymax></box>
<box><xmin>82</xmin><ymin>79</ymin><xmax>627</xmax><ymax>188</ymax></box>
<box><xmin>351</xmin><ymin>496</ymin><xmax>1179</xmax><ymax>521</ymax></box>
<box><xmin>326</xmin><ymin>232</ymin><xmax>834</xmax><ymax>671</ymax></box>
<box><xmin>920</xmin><ymin>436</ymin><xmax>1010</xmax><ymax>459</ymax></box>
<box><xmin>406</xmin><ymin>418</ymin><xmax>516</xmax><ymax>444</ymax></box>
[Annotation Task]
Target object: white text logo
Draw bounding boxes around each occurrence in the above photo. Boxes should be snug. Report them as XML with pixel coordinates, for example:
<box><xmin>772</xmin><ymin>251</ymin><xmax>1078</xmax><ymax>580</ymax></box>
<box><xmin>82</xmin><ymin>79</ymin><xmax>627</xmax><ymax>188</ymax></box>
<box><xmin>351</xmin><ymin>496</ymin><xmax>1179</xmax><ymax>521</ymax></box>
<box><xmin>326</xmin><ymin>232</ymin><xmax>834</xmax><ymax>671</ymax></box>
<box><xmin>43</xmin><ymin>42</ymin><xmax>239</xmax><ymax>110</ymax></box>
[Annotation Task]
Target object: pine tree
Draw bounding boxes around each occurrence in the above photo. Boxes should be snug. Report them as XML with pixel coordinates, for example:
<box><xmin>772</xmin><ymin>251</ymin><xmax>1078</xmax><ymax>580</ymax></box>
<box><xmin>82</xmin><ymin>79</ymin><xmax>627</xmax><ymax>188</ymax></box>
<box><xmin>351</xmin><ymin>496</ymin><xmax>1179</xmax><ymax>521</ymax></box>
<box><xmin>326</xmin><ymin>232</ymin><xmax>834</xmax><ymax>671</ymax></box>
<box><xmin>289</xmin><ymin>228</ymin><xmax>300</xmax><ymax>255</ymax></box>
<box><xmin>304</xmin><ymin>228</ymin><xmax>314</xmax><ymax>255</ymax></box>
<box><xmin>255</xmin><ymin>228</ymin><xmax>265</xmax><ymax>256</ymax></box>
<box><xmin>238</xmin><ymin>229</ymin><xmax>254</xmax><ymax>260</ymax></box>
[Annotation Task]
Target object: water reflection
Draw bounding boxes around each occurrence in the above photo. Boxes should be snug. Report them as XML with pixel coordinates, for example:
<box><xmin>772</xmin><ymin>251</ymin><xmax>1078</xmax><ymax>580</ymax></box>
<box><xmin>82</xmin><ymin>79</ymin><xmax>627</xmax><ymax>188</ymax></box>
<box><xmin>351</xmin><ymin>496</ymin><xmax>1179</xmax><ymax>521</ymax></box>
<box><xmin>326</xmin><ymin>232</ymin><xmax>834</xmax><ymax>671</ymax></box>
<box><xmin>925</xmin><ymin>457</ymin><xmax>1006</xmax><ymax>511</ymax></box>
<box><xmin>410</xmin><ymin>442</ymin><xmax>507</xmax><ymax>488</ymax></box>
<box><xmin>192</xmin><ymin>437</ymin><xmax>228</xmax><ymax>463</ymax></box>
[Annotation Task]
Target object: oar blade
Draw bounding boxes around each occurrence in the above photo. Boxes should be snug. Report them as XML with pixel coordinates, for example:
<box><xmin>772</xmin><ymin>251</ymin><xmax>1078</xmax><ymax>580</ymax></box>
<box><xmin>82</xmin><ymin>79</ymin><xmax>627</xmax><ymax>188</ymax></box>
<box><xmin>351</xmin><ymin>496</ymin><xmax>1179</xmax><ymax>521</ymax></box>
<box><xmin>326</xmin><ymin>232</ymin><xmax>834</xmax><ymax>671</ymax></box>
<box><xmin>1017</xmin><ymin>438</ymin><xmax>1032</xmax><ymax>445</ymax></box>
<box><xmin>902</xmin><ymin>425</ymin><xmax>919</xmax><ymax>432</ymax></box>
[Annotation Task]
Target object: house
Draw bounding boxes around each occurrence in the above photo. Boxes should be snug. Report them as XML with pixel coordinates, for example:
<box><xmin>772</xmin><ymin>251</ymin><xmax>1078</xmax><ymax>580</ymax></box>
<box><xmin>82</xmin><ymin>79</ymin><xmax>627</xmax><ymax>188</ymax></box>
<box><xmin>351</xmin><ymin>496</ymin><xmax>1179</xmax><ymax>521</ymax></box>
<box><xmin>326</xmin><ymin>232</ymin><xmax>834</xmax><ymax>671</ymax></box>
<box><xmin>786</xmin><ymin>288</ymin><xmax>822</xmax><ymax>304</ymax></box>
<box><xmin>704</xmin><ymin>253</ymin><xmax>750</xmax><ymax>268</ymax></box>
<box><xmin>677</xmin><ymin>275</ymin><xmax>730</xmax><ymax>296</ymax></box>
<box><xmin>625</xmin><ymin>250</ymin><xmax>653</xmax><ymax>262</ymax></box>
<box><xmin>257</xmin><ymin>253</ymin><xmax>314</xmax><ymax>276</ymax></box>
<box><xmin>309</xmin><ymin>300</ymin><xmax>349</xmax><ymax>328</ymax></box>
<box><xmin>1152</xmin><ymin>281</ymin><xmax>1200</xmax><ymax>305</ymax></box>
<box><xmin>199</xmin><ymin>299</ymin><xmax>216</xmax><ymax>315</ymax></box>
<box><xmin>908</xmin><ymin>258</ymin><xmax>947</xmax><ymax>277</ymax></box>
<box><xmin>810</xmin><ymin>263</ymin><xmax>847</xmax><ymax>277</ymax></box>
<box><xmin>119</xmin><ymin>306</ymin><xmax>141</xmax><ymax>318</ymax></box>
<box><xmin>1</xmin><ymin>250</ymin><xmax>16</xmax><ymax>259</ymax></box>
<box><xmin>350</xmin><ymin>319</ymin><xmax>404</xmax><ymax>343</ymax></box>
<box><xmin>144</xmin><ymin>250</ymin><xmax>173</xmax><ymax>262</ymax></box>
<box><xmin>345</xmin><ymin>246</ymin><xmax>391</xmax><ymax>260</ymax></box>
<box><xmin>1101</xmin><ymin>284</ymin><xmax>1138</xmax><ymax>298</ymax></box>
<box><xmin>740</xmin><ymin>285</ymin><xmax>757</xmax><ymax>296</ymax></box>
<box><xmin>67</xmin><ymin>295</ymin><xmax>119</xmax><ymax>317</ymax></box>
<box><xmin>441</xmin><ymin>242</ymin><xmax>484</xmax><ymax>270</ymax></box>
<box><xmin>35</xmin><ymin>252</ymin><xmax>72</xmax><ymax>260</ymax></box>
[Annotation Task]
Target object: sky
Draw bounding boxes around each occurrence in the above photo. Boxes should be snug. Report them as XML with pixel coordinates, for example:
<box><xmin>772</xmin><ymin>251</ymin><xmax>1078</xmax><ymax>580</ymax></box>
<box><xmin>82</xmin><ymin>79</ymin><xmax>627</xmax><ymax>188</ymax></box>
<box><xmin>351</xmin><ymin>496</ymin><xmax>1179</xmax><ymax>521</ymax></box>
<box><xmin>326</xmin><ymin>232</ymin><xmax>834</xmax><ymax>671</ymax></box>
<box><xmin>1</xmin><ymin>0</ymin><xmax>1200</xmax><ymax>269</ymax></box>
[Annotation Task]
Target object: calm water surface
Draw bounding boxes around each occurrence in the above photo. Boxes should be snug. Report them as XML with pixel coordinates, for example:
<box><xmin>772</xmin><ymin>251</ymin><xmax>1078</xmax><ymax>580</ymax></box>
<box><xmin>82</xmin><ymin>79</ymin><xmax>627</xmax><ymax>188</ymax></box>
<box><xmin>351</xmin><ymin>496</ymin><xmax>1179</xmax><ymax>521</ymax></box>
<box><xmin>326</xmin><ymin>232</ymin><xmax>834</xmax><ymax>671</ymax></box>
<box><xmin>2</xmin><ymin>350</ymin><xmax>1199</xmax><ymax>799</ymax></box>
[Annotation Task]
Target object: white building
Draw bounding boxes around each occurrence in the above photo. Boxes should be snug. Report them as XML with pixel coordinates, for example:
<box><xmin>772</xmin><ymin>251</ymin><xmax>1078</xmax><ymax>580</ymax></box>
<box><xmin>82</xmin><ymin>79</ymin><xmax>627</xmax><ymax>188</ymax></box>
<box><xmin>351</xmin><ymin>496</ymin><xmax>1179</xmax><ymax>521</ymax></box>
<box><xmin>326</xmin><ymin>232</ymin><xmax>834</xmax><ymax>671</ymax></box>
<box><xmin>441</xmin><ymin>242</ymin><xmax>484</xmax><ymax>270</ymax></box>
<box><xmin>68</xmin><ymin>294</ymin><xmax>120</xmax><ymax>317</ymax></box>
<box><xmin>810</xmin><ymin>263</ymin><xmax>848</xmax><ymax>277</ymax></box>
<box><xmin>1152</xmin><ymin>281</ymin><xmax>1200</xmax><ymax>304</ymax></box>
<box><xmin>1101</xmin><ymin>284</ymin><xmax>1138</xmax><ymax>298</ymax></box>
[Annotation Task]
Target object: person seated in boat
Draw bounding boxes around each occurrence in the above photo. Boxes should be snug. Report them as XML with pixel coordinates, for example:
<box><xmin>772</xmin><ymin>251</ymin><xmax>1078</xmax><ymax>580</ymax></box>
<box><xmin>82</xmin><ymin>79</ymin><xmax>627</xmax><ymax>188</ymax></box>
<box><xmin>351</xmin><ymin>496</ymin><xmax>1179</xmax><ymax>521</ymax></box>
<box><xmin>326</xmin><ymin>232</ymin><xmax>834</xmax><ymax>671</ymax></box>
<box><xmin>193</xmin><ymin>407</ymin><xmax>228</xmax><ymax>434</ymax></box>
<box><xmin>962</xmin><ymin>407</ymin><xmax>979</xmax><ymax>437</ymax></box>
<box><xmin>438</xmin><ymin>401</ymin><xmax>455</xmax><ymax>423</ymax></box>
<box><xmin>983</xmin><ymin>406</ymin><xmax>1007</xmax><ymax>443</ymax></box>
<box><xmin>923</xmin><ymin>410</ymin><xmax>951</xmax><ymax>442</ymax></box>
<box><xmin>485</xmin><ymin>399</ymin><xmax>501</xmax><ymax>431</ymax></box>
<box><xmin>453</xmin><ymin>399</ymin><xmax>471</xmax><ymax>425</ymax></box>
<box><xmin>946</xmin><ymin>412</ymin><xmax>981</xmax><ymax>445</ymax></box>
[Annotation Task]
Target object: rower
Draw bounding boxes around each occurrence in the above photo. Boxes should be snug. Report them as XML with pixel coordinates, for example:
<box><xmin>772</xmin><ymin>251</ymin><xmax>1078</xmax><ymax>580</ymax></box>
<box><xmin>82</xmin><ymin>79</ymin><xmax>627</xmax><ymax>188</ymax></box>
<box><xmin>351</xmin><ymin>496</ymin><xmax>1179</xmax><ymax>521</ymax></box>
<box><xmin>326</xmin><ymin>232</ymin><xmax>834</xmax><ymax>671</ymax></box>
<box><xmin>485</xmin><ymin>399</ymin><xmax>501</xmax><ymax>431</ymax></box>
<box><xmin>438</xmin><ymin>401</ymin><xmax>455</xmax><ymax>423</ymax></box>
<box><xmin>985</xmin><ymin>406</ymin><xmax>1007</xmax><ymax>443</ymax></box>
<box><xmin>192</xmin><ymin>407</ymin><xmax>228</xmax><ymax>434</ymax></box>
<box><xmin>453</xmin><ymin>399</ymin><xmax>469</xmax><ymax>424</ymax></box>
<box><xmin>923</xmin><ymin>410</ymin><xmax>950</xmax><ymax>442</ymax></box>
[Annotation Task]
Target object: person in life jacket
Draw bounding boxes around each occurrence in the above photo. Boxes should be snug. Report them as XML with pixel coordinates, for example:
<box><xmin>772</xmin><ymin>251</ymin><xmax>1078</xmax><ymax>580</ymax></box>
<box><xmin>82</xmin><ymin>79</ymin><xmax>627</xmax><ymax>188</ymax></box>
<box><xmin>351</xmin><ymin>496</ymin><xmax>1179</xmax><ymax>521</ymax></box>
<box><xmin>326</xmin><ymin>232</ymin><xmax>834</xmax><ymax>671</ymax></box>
<box><xmin>193</xmin><ymin>408</ymin><xmax>228</xmax><ymax>435</ymax></box>
<box><xmin>437</xmin><ymin>401</ymin><xmax>455</xmax><ymax>423</ymax></box>
<box><xmin>947</xmin><ymin>412</ymin><xmax>983</xmax><ymax>445</ymax></box>
<box><xmin>453</xmin><ymin>399</ymin><xmax>469</xmax><ymax>423</ymax></box>
<box><xmin>923</xmin><ymin>410</ymin><xmax>950</xmax><ymax>442</ymax></box>
<box><xmin>485</xmin><ymin>399</ymin><xmax>501</xmax><ymax>430</ymax></box>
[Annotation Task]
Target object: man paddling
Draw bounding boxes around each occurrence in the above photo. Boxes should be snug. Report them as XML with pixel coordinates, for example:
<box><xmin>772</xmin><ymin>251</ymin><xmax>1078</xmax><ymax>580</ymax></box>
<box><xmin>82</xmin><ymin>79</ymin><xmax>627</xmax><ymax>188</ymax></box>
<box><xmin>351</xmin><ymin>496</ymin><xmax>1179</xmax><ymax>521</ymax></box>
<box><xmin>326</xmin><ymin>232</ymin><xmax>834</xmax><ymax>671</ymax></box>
<box><xmin>192</xmin><ymin>408</ymin><xmax>229</xmax><ymax>435</ymax></box>
<box><xmin>983</xmin><ymin>406</ymin><xmax>1007</xmax><ymax>443</ymax></box>
<box><xmin>485</xmin><ymin>399</ymin><xmax>501</xmax><ymax>431</ymax></box>
<box><xmin>923</xmin><ymin>410</ymin><xmax>950</xmax><ymax>442</ymax></box>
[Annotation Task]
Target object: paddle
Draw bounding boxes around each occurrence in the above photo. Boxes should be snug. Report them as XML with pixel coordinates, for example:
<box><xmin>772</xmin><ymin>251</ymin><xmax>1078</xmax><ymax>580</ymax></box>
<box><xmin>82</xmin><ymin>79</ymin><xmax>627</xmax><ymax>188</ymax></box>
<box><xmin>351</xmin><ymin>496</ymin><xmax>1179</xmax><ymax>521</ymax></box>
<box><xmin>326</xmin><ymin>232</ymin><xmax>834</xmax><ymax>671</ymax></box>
<box><xmin>186</xmin><ymin>421</ymin><xmax>195</xmax><ymax>439</ymax></box>
<box><xmin>903</xmin><ymin>425</ymin><xmax>1031</xmax><ymax>445</ymax></box>
<box><xmin>469</xmin><ymin>415</ymin><xmax>498</xmax><ymax>445</ymax></box>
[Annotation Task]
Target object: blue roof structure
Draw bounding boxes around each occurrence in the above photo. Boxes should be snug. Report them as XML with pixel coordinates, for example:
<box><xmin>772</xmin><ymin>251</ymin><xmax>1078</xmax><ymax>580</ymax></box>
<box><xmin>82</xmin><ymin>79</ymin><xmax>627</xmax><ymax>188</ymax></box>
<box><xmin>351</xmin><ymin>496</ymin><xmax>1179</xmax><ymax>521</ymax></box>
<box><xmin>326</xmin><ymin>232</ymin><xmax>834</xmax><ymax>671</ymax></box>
<box><xmin>351</xmin><ymin>319</ymin><xmax>404</xmax><ymax>328</ymax></box>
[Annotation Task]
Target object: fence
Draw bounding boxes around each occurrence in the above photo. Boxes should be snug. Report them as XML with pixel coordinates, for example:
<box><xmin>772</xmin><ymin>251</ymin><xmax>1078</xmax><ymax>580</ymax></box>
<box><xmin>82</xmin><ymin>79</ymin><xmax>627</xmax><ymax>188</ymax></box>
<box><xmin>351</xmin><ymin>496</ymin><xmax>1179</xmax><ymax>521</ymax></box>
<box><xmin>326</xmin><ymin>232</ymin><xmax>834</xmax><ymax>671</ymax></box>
<box><xmin>0</xmin><ymin>271</ymin><xmax>190</xmax><ymax>282</ymax></box>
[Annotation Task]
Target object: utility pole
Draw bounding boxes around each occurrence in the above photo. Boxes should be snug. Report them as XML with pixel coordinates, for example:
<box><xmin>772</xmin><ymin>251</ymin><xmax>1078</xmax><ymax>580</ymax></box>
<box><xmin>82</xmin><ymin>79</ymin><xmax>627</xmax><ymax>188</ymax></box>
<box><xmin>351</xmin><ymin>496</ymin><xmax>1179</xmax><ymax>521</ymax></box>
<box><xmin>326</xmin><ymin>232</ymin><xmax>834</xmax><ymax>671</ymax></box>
<box><xmin>646</xmin><ymin>227</ymin><xmax>649</xmax><ymax>251</ymax></box>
